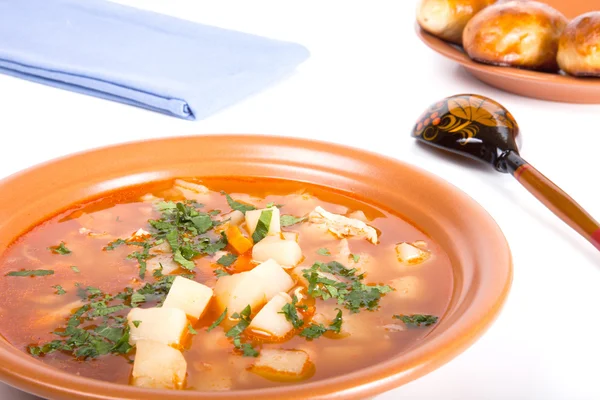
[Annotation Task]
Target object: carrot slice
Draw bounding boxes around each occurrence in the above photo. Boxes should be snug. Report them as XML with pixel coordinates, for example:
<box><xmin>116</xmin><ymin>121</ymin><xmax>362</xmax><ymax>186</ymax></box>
<box><xmin>225</xmin><ymin>225</ymin><xmax>253</xmax><ymax>255</ymax></box>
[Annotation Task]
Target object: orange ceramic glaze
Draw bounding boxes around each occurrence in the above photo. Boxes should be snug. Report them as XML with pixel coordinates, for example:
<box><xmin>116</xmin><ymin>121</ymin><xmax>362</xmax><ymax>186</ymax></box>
<box><xmin>0</xmin><ymin>135</ymin><xmax>512</xmax><ymax>400</ymax></box>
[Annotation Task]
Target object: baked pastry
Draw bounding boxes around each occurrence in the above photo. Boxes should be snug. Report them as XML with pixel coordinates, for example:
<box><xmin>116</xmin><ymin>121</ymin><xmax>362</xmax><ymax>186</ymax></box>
<box><xmin>462</xmin><ymin>1</ymin><xmax>568</xmax><ymax>72</ymax></box>
<box><xmin>557</xmin><ymin>12</ymin><xmax>600</xmax><ymax>77</ymax></box>
<box><xmin>417</xmin><ymin>0</ymin><xmax>497</xmax><ymax>45</ymax></box>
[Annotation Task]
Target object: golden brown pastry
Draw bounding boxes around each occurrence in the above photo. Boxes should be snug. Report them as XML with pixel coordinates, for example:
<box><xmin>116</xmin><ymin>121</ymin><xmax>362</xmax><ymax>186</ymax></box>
<box><xmin>462</xmin><ymin>1</ymin><xmax>568</xmax><ymax>72</ymax></box>
<box><xmin>557</xmin><ymin>12</ymin><xmax>600</xmax><ymax>77</ymax></box>
<box><xmin>417</xmin><ymin>0</ymin><xmax>497</xmax><ymax>45</ymax></box>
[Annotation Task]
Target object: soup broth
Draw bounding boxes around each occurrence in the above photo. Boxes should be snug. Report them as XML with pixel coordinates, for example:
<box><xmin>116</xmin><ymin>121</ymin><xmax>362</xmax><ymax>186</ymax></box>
<box><xmin>0</xmin><ymin>178</ymin><xmax>453</xmax><ymax>391</ymax></box>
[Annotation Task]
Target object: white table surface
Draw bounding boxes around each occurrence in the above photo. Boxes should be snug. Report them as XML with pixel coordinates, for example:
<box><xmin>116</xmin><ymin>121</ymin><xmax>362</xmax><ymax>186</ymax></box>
<box><xmin>2</xmin><ymin>1</ymin><xmax>600</xmax><ymax>399</ymax></box>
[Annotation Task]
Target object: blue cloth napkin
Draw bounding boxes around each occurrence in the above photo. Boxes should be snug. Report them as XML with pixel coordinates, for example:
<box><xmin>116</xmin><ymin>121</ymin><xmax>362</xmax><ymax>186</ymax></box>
<box><xmin>0</xmin><ymin>0</ymin><xmax>309</xmax><ymax>120</ymax></box>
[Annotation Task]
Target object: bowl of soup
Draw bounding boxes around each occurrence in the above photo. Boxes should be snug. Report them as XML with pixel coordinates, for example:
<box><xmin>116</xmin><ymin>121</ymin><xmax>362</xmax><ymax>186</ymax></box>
<box><xmin>0</xmin><ymin>135</ymin><xmax>511</xmax><ymax>399</ymax></box>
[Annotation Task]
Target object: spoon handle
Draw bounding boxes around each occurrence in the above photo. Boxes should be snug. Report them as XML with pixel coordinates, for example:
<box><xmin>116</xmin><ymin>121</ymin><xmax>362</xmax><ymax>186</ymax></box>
<box><xmin>504</xmin><ymin>151</ymin><xmax>600</xmax><ymax>251</ymax></box>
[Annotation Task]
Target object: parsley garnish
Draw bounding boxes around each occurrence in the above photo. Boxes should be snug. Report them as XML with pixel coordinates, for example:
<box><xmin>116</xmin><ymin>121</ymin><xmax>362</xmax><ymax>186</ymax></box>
<box><xmin>6</xmin><ymin>269</ymin><xmax>54</xmax><ymax>277</ymax></box>
<box><xmin>70</xmin><ymin>266</ymin><xmax>80</xmax><ymax>273</ymax></box>
<box><xmin>221</xmin><ymin>191</ymin><xmax>256</xmax><ymax>213</ymax></box>
<box><xmin>225</xmin><ymin>305</ymin><xmax>258</xmax><ymax>357</ymax></box>
<box><xmin>317</xmin><ymin>247</ymin><xmax>331</xmax><ymax>256</ymax></box>
<box><xmin>303</xmin><ymin>261</ymin><xmax>392</xmax><ymax>313</ymax></box>
<box><xmin>152</xmin><ymin>266</ymin><xmax>163</xmax><ymax>278</ymax></box>
<box><xmin>188</xmin><ymin>323</ymin><xmax>198</xmax><ymax>335</ymax></box>
<box><xmin>126</xmin><ymin>243</ymin><xmax>152</xmax><ymax>279</ymax></box>
<box><xmin>217</xmin><ymin>253</ymin><xmax>237</xmax><ymax>267</ymax></box>
<box><xmin>156</xmin><ymin>201</ymin><xmax>177</xmax><ymax>211</ymax></box>
<box><xmin>49</xmin><ymin>242</ymin><xmax>71</xmax><ymax>255</ymax></box>
<box><xmin>52</xmin><ymin>285</ymin><xmax>66</xmax><ymax>295</ymax></box>
<box><xmin>279</xmin><ymin>295</ymin><xmax>304</xmax><ymax>329</ymax></box>
<box><xmin>28</xmin><ymin>275</ymin><xmax>176</xmax><ymax>359</ymax></box>
<box><xmin>393</xmin><ymin>314</ymin><xmax>438</xmax><ymax>327</ymax></box>
<box><xmin>300</xmin><ymin>309</ymin><xmax>344</xmax><ymax>339</ymax></box>
<box><xmin>251</xmin><ymin>209</ymin><xmax>273</xmax><ymax>243</ymax></box>
<box><xmin>207</xmin><ymin>309</ymin><xmax>227</xmax><ymax>332</ymax></box>
<box><xmin>329</xmin><ymin>309</ymin><xmax>343</xmax><ymax>333</ymax></box>
<box><xmin>132</xmin><ymin>320</ymin><xmax>142</xmax><ymax>328</ymax></box>
<box><xmin>148</xmin><ymin>202</ymin><xmax>225</xmax><ymax>271</ymax></box>
<box><xmin>240</xmin><ymin>343</ymin><xmax>259</xmax><ymax>357</ymax></box>
<box><xmin>105</xmin><ymin>238</ymin><xmax>126</xmax><ymax>251</ymax></box>
<box><xmin>214</xmin><ymin>268</ymin><xmax>230</xmax><ymax>277</ymax></box>
<box><xmin>351</xmin><ymin>254</ymin><xmax>360</xmax><ymax>263</ymax></box>
<box><xmin>299</xmin><ymin>324</ymin><xmax>328</xmax><ymax>340</ymax></box>
<box><xmin>280</xmin><ymin>215</ymin><xmax>307</xmax><ymax>227</ymax></box>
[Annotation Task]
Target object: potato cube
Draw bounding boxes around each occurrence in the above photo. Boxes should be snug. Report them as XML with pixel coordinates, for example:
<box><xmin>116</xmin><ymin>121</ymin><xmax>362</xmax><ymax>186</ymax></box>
<box><xmin>251</xmin><ymin>349</ymin><xmax>312</xmax><ymax>381</ymax></box>
<box><xmin>132</xmin><ymin>340</ymin><xmax>187</xmax><ymax>389</ymax></box>
<box><xmin>163</xmin><ymin>276</ymin><xmax>213</xmax><ymax>320</ymax></box>
<box><xmin>214</xmin><ymin>272</ymin><xmax>266</xmax><ymax>316</ymax></box>
<box><xmin>245</xmin><ymin>207</ymin><xmax>281</xmax><ymax>237</ymax></box>
<box><xmin>249</xmin><ymin>259</ymin><xmax>294</xmax><ymax>300</ymax></box>
<box><xmin>127</xmin><ymin>307</ymin><xmax>188</xmax><ymax>347</ymax></box>
<box><xmin>147</xmin><ymin>253</ymin><xmax>180</xmax><ymax>275</ymax></box>
<box><xmin>282</xmin><ymin>231</ymin><xmax>299</xmax><ymax>242</ymax></box>
<box><xmin>252</xmin><ymin>237</ymin><xmax>303</xmax><ymax>267</ymax></box>
<box><xmin>395</xmin><ymin>242</ymin><xmax>430</xmax><ymax>265</ymax></box>
<box><xmin>249</xmin><ymin>293</ymin><xmax>294</xmax><ymax>338</ymax></box>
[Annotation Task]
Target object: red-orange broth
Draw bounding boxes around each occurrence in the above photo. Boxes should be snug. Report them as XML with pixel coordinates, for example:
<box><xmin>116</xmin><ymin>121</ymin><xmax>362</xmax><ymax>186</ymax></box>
<box><xmin>0</xmin><ymin>178</ymin><xmax>453</xmax><ymax>391</ymax></box>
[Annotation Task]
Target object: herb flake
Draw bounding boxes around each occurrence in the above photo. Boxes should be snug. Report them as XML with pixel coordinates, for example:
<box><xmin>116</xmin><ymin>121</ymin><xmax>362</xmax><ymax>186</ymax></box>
<box><xmin>6</xmin><ymin>269</ymin><xmax>54</xmax><ymax>277</ymax></box>
<box><xmin>393</xmin><ymin>314</ymin><xmax>439</xmax><ymax>327</ymax></box>
<box><xmin>49</xmin><ymin>242</ymin><xmax>71</xmax><ymax>255</ymax></box>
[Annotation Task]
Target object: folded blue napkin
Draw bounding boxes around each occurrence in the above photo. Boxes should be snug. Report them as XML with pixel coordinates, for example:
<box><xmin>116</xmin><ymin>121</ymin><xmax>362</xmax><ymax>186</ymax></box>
<box><xmin>0</xmin><ymin>0</ymin><xmax>309</xmax><ymax>120</ymax></box>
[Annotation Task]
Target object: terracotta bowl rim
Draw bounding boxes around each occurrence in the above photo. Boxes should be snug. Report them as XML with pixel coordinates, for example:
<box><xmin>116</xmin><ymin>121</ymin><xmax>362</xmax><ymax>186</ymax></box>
<box><xmin>414</xmin><ymin>23</ymin><xmax>600</xmax><ymax>87</ymax></box>
<box><xmin>0</xmin><ymin>134</ymin><xmax>513</xmax><ymax>400</ymax></box>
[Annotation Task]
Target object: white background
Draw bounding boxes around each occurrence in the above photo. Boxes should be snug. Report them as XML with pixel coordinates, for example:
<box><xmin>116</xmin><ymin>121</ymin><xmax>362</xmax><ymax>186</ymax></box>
<box><xmin>1</xmin><ymin>1</ymin><xmax>600</xmax><ymax>399</ymax></box>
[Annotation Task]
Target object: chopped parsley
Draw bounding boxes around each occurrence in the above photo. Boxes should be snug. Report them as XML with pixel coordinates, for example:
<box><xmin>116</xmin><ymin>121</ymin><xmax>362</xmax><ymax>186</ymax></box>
<box><xmin>393</xmin><ymin>314</ymin><xmax>439</xmax><ymax>327</ymax></box>
<box><xmin>279</xmin><ymin>295</ymin><xmax>304</xmax><ymax>329</ymax></box>
<box><xmin>52</xmin><ymin>285</ymin><xmax>66</xmax><ymax>295</ymax></box>
<box><xmin>28</xmin><ymin>275</ymin><xmax>176</xmax><ymax>359</ymax></box>
<box><xmin>70</xmin><ymin>266</ymin><xmax>80</xmax><ymax>273</ymax></box>
<box><xmin>105</xmin><ymin>238</ymin><xmax>126</xmax><ymax>251</ymax></box>
<box><xmin>280</xmin><ymin>215</ymin><xmax>307</xmax><ymax>227</ymax></box>
<box><xmin>126</xmin><ymin>243</ymin><xmax>152</xmax><ymax>279</ymax></box>
<box><xmin>6</xmin><ymin>269</ymin><xmax>54</xmax><ymax>277</ymax></box>
<box><xmin>329</xmin><ymin>309</ymin><xmax>343</xmax><ymax>333</ymax></box>
<box><xmin>152</xmin><ymin>266</ymin><xmax>163</xmax><ymax>278</ymax></box>
<box><xmin>300</xmin><ymin>309</ymin><xmax>344</xmax><ymax>339</ymax></box>
<box><xmin>217</xmin><ymin>253</ymin><xmax>237</xmax><ymax>267</ymax></box>
<box><xmin>187</xmin><ymin>323</ymin><xmax>198</xmax><ymax>335</ymax></box>
<box><xmin>221</xmin><ymin>191</ymin><xmax>256</xmax><ymax>213</ymax></box>
<box><xmin>251</xmin><ymin>209</ymin><xmax>273</xmax><ymax>243</ymax></box>
<box><xmin>207</xmin><ymin>309</ymin><xmax>227</xmax><ymax>332</ymax></box>
<box><xmin>225</xmin><ymin>305</ymin><xmax>258</xmax><ymax>357</ymax></box>
<box><xmin>303</xmin><ymin>261</ymin><xmax>392</xmax><ymax>313</ymax></box>
<box><xmin>299</xmin><ymin>323</ymin><xmax>327</xmax><ymax>339</ymax></box>
<box><xmin>239</xmin><ymin>343</ymin><xmax>259</xmax><ymax>357</ymax></box>
<box><xmin>132</xmin><ymin>320</ymin><xmax>142</xmax><ymax>328</ymax></box>
<box><xmin>49</xmin><ymin>242</ymin><xmax>71</xmax><ymax>255</ymax></box>
<box><xmin>317</xmin><ymin>247</ymin><xmax>331</xmax><ymax>256</ymax></box>
<box><xmin>214</xmin><ymin>268</ymin><xmax>230</xmax><ymax>278</ymax></box>
<box><xmin>155</xmin><ymin>201</ymin><xmax>177</xmax><ymax>211</ymax></box>
<box><xmin>351</xmin><ymin>254</ymin><xmax>360</xmax><ymax>263</ymax></box>
<box><xmin>147</xmin><ymin>201</ymin><xmax>226</xmax><ymax>271</ymax></box>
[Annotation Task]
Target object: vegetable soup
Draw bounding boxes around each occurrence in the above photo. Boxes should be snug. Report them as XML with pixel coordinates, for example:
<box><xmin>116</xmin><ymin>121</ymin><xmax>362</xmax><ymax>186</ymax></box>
<box><xmin>0</xmin><ymin>178</ymin><xmax>453</xmax><ymax>391</ymax></box>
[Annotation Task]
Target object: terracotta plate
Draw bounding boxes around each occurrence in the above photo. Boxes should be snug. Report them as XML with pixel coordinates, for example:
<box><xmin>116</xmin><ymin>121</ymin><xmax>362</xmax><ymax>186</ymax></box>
<box><xmin>0</xmin><ymin>135</ymin><xmax>512</xmax><ymax>400</ymax></box>
<box><xmin>415</xmin><ymin>0</ymin><xmax>600</xmax><ymax>103</ymax></box>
